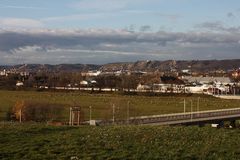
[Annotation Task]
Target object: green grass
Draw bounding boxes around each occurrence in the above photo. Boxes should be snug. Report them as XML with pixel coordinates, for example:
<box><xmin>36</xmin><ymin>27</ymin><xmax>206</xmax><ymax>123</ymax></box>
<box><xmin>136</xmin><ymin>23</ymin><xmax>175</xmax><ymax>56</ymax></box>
<box><xmin>1</xmin><ymin>123</ymin><xmax>240</xmax><ymax>159</ymax></box>
<box><xmin>0</xmin><ymin>90</ymin><xmax>240</xmax><ymax>121</ymax></box>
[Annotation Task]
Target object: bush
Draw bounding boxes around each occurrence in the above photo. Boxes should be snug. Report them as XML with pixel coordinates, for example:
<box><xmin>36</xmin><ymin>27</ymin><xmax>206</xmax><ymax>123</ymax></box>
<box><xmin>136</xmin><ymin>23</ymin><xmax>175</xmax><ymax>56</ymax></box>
<box><xmin>12</xmin><ymin>100</ymin><xmax>65</xmax><ymax>122</ymax></box>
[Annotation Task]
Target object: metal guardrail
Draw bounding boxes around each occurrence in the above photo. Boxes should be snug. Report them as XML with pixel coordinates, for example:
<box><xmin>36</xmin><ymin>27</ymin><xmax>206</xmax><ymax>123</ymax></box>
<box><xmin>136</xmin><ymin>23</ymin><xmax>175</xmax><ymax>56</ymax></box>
<box><xmin>131</xmin><ymin>107</ymin><xmax>240</xmax><ymax>120</ymax></box>
<box><xmin>99</xmin><ymin>108</ymin><xmax>240</xmax><ymax>126</ymax></box>
<box><xmin>129</xmin><ymin>108</ymin><xmax>240</xmax><ymax>125</ymax></box>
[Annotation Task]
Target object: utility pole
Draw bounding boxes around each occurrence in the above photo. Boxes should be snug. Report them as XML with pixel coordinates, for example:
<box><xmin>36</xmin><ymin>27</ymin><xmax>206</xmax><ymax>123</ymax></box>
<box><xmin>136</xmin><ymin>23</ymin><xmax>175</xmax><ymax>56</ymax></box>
<box><xmin>89</xmin><ymin>106</ymin><xmax>92</xmax><ymax>122</ymax></box>
<box><xmin>19</xmin><ymin>109</ymin><xmax>22</xmax><ymax>123</ymax></box>
<box><xmin>69</xmin><ymin>107</ymin><xmax>72</xmax><ymax>126</ymax></box>
<box><xmin>184</xmin><ymin>99</ymin><xmax>186</xmax><ymax>113</ymax></box>
<box><xmin>190</xmin><ymin>100</ymin><xmax>193</xmax><ymax>121</ymax></box>
<box><xmin>197</xmin><ymin>97</ymin><xmax>200</xmax><ymax>117</ymax></box>
<box><xmin>127</xmin><ymin>101</ymin><xmax>130</xmax><ymax>124</ymax></box>
<box><xmin>197</xmin><ymin>97</ymin><xmax>200</xmax><ymax>112</ymax></box>
<box><xmin>112</xmin><ymin>104</ymin><xmax>115</xmax><ymax>124</ymax></box>
<box><xmin>77</xmin><ymin>110</ymin><xmax>80</xmax><ymax>126</ymax></box>
<box><xmin>71</xmin><ymin>108</ymin><xmax>74</xmax><ymax>126</ymax></box>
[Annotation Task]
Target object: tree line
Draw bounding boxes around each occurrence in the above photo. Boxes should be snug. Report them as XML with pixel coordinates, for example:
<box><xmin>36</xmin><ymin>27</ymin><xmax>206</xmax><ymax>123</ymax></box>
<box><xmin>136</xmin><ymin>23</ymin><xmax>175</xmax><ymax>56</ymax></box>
<box><xmin>0</xmin><ymin>71</ymin><xmax>165</xmax><ymax>91</ymax></box>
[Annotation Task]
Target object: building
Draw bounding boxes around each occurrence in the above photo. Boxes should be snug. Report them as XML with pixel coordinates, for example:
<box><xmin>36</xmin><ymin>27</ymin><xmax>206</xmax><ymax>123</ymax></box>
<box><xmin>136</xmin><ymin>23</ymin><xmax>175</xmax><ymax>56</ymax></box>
<box><xmin>81</xmin><ymin>71</ymin><xmax>101</xmax><ymax>77</ymax></box>
<box><xmin>232</xmin><ymin>69</ymin><xmax>240</xmax><ymax>78</ymax></box>
<box><xmin>0</xmin><ymin>69</ymin><xmax>6</xmax><ymax>76</ymax></box>
<box><xmin>181</xmin><ymin>69</ymin><xmax>190</xmax><ymax>74</ymax></box>
<box><xmin>80</xmin><ymin>80</ymin><xmax>89</xmax><ymax>86</ymax></box>
<box><xmin>183</xmin><ymin>76</ymin><xmax>232</xmax><ymax>85</ymax></box>
<box><xmin>16</xmin><ymin>81</ymin><xmax>24</xmax><ymax>87</ymax></box>
<box><xmin>137</xmin><ymin>84</ymin><xmax>151</xmax><ymax>91</ymax></box>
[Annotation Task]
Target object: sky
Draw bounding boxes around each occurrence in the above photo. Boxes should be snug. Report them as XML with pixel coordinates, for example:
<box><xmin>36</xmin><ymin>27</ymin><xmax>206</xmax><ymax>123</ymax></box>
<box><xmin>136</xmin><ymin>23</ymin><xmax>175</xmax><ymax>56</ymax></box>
<box><xmin>0</xmin><ymin>0</ymin><xmax>240</xmax><ymax>64</ymax></box>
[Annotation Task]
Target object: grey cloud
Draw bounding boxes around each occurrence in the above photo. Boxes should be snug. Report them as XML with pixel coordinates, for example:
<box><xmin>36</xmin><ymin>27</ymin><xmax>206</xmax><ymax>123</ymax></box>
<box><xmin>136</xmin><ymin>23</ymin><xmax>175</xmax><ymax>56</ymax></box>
<box><xmin>1</xmin><ymin>29</ymin><xmax>240</xmax><ymax>53</ymax></box>
<box><xmin>139</xmin><ymin>25</ymin><xmax>152</xmax><ymax>32</ymax></box>
<box><xmin>195</xmin><ymin>21</ymin><xmax>225</xmax><ymax>31</ymax></box>
<box><xmin>227</xmin><ymin>12</ymin><xmax>235</xmax><ymax>18</ymax></box>
<box><xmin>0</xmin><ymin>28</ymin><xmax>240</xmax><ymax>64</ymax></box>
<box><xmin>195</xmin><ymin>21</ymin><xmax>240</xmax><ymax>33</ymax></box>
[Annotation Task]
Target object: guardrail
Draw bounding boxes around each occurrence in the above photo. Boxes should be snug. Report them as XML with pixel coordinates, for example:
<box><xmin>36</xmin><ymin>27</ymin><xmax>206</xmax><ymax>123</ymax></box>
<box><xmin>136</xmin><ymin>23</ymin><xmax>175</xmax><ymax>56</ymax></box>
<box><xmin>129</xmin><ymin>107</ymin><xmax>240</xmax><ymax>125</ymax></box>
<box><xmin>98</xmin><ymin>108</ymin><xmax>240</xmax><ymax>126</ymax></box>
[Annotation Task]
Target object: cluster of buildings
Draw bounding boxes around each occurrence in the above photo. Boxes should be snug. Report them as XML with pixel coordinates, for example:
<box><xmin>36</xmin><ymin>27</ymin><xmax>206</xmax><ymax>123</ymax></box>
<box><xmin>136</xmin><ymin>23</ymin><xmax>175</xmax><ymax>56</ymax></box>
<box><xmin>0</xmin><ymin>69</ymin><xmax>30</xmax><ymax>77</ymax></box>
<box><xmin>0</xmin><ymin>67</ymin><xmax>240</xmax><ymax>95</ymax></box>
<box><xmin>0</xmin><ymin>69</ymin><xmax>30</xmax><ymax>87</ymax></box>
<box><xmin>80</xmin><ymin>69</ymin><xmax>240</xmax><ymax>95</ymax></box>
<box><xmin>81</xmin><ymin>70</ymin><xmax>147</xmax><ymax>77</ymax></box>
<box><xmin>137</xmin><ymin>76</ymin><xmax>239</xmax><ymax>95</ymax></box>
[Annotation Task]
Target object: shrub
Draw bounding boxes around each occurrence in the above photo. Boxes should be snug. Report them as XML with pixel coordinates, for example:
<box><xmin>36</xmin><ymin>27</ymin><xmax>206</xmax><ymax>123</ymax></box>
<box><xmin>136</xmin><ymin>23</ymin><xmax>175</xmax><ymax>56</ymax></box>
<box><xmin>12</xmin><ymin>100</ymin><xmax>65</xmax><ymax>122</ymax></box>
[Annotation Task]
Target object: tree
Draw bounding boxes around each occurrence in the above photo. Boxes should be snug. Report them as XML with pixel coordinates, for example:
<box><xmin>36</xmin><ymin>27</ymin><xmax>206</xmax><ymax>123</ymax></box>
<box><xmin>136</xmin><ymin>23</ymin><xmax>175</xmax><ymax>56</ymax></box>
<box><xmin>95</xmin><ymin>76</ymin><xmax>105</xmax><ymax>91</ymax></box>
<box><xmin>121</xmin><ymin>75</ymin><xmax>139</xmax><ymax>92</ymax></box>
<box><xmin>12</xmin><ymin>100</ymin><xmax>65</xmax><ymax>122</ymax></box>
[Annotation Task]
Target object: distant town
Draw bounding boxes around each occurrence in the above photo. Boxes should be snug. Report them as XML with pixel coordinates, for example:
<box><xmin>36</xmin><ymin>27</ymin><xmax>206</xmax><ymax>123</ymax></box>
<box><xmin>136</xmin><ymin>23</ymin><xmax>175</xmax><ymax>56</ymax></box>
<box><xmin>0</xmin><ymin>60</ymin><xmax>240</xmax><ymax>96</ymax></box>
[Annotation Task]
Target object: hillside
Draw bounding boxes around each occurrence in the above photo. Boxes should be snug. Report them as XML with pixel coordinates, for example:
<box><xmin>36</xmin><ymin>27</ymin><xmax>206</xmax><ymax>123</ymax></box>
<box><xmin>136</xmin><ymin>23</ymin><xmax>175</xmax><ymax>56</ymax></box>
<box><xmin>1</xmin><ymin>59</ymin><xmax>240</xmax><ymax>72</ymax></box>
<box><xmin>1</xmin><ymin>124</ymin><xmax>240</xmax><ymax>159</ymax></box>
<box><xmin>0</xmin><ymin>64</ymin><xmax>101</xmax><ymax>72</ymax></box>
<box><xmin>101</xmin><ymin>59</ymin><xmax>240</xmax><ymax>72</ymax></box>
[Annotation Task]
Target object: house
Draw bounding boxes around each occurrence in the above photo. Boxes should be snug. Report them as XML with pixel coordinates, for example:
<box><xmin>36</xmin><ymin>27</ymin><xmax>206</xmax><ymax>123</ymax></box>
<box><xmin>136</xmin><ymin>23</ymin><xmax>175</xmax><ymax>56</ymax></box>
<box><xmin>90</xmin><ymin>80</ymin><xmax>97</xmax><ymax>84</ymax></box>
<box><xmin>185</xmin><ymin>84</ymin><xmax>210</xmax><ymax>94</ymax></box>
<box><xmin>183</xmin><ymin>76</ymin><xmax>232</xmax><ymax>85</ymax></box>
<box><xmin>181</xmin><ymin>69</ymin><xmax>190</xmax><ymax>73</ymax></box>
<box><xmin>137</xmin><ymin>84</ymin><xmax>151</xmax><ymax>91</ymax></box>
<box><xmin>80</xmin><ymin>80</ymin><xmax>89</xmax><ymax>86</ymax></box>
<box><xmin>232</xmin><ymin>69</ymin><xmax>240</xmax><ymax>78</ymax></box>
<box><xmin>80</xmin><ymin>80</ymin><xmax>97</xmax><ymax>86</ymax></box>
<box><xmin>81</xmin><ymin>71</ymin><xmax>101</xmax><ymax>77</ymax></box>
<box><xmin>16</xmin><ymin>81</ymin><xmax>24</xmax><ymax>87</ymax></box>
<box><xmin>0</xmin><ymin>69</ymin><xmax>6</xmax><ymax>76</ymax></box>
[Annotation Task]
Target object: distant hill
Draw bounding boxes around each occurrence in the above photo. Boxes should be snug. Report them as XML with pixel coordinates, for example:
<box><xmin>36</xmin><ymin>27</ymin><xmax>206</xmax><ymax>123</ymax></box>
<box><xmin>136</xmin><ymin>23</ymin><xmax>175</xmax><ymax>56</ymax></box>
<box><xmin>100</xmin><ymin>59</ymin><xmax>240</xmax><ymax>72</ymax></box>
<box><xmin>1</xmin><ymin>59</ymin><xmax>240</xmax><ymax>73</ymax></box>
<box><xmin>0</xmin><ymin>64</ymin><xmax>100</xmax><ymax>72</ymax></box>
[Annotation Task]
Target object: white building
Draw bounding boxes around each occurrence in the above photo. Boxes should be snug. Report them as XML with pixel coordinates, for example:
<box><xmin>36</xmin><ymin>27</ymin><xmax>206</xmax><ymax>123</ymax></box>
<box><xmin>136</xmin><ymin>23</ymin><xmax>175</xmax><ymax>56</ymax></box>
<box><xmin>181</xmin><ymin>69</ymin><xmax>190</xmax><ymax>73</ymax></box>
<box><xmin>16</xmin><ymin>81</ymin><xmax>24</xmax><ymax>87</ymax></box>
<box><xmin>82</xmin><ymin>71</ymin><xmax>101</xmax><ymax>77</ymax></box>
<box><xmin>137</xmin><ymin>84</ymin><xmax>151</xmax><ymax>91</ymax></box>
<box><xmin>183</xmin><ymin>76</ymin><xmax>232</xmax><ymax>85</ymax></box>
<box><xmin>185</xmin><ymin>84</ymin><xmax>210</xmax><ymax>94</ymax></box>
<box><xmin>0</xmin><ymin>69</ymin><xmax>6</xmax><ymax>76</ymax></box>
<box><xmin>80</xmin><ymin>80</ymin><xmax>89</xmax><ymax>85</ymax></box>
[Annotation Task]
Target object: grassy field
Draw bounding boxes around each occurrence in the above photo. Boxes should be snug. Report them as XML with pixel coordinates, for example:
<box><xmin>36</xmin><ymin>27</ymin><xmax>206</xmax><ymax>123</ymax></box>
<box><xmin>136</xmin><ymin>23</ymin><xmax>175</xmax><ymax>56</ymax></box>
<box><xmin>0</xmin><ymin>90</ymin><xmax>240</xmax><ymax>121</ymax></box>
<box><xmin>1</xmin><ymin>123</ymin><xmax>240</xmax><ymax>160</ymax></box>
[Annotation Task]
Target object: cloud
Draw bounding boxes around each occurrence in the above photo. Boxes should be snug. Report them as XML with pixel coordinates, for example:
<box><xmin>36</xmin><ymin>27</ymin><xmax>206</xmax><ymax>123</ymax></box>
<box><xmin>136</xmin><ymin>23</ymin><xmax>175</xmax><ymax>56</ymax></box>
<box><xmin>42</xmin><ymin>13</ymin><xmax>110</xmax><ymax>23</ymax></box>
<box><xmin>195</xmin><ymin>21</ymin><xmax>224</xmax><ymax>31</ymax></box>
<box><xmin>0</xmin><ymin>18</ymin><xmax>43</xmax><ymax>28</ymax></box>
<box><xmin>123</xmin><ymin>10</ymin><xmax>181</xmax><ymax>20</ymax></box>
<box><xmin>70</xmin><ymin>0</ymin><xmax>128</xmax><ymax>11</ymax></box>
<box><xmin>195</xmin><ymin>21</ymin><xmax>240</xmax><ymax>33</ymax></box>
<box><xmin>0</xmin><ymin>5</ymin><xmax>46</xmax><ymax>10</ymax></box>
<box><xmin>70</xmin><ymin>0</ymin><xmax>166</xmax><ymax>13</ymax></box>
<box><xmin>139</xmin><ymin>25</ymin><xmax>152</xmax><ymax>32</ymax></box>
<box><xmin>227</xmin><ymin>12</ymin><xmax>235</xmax><ymax>18</ymax></box>
<box><xmin>0</xmin><ymin>28</ymin><xmax>240</xmax><ymax>64</ymax></box>
<box><xmin>42</xmin><ymin>12</ymin><xmax>180</xmax><ymax>25</ymax></box>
